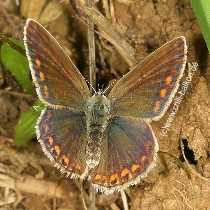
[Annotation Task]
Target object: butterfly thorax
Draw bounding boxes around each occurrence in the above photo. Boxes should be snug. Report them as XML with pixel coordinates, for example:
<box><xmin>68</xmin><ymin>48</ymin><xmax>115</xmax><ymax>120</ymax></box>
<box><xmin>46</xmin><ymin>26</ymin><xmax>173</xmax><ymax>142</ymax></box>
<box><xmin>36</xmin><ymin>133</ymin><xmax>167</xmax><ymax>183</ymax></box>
<box><xmin>85</xmin><ymin>93</ymin><xmax>110</xmax><ymax>169</ymax></box>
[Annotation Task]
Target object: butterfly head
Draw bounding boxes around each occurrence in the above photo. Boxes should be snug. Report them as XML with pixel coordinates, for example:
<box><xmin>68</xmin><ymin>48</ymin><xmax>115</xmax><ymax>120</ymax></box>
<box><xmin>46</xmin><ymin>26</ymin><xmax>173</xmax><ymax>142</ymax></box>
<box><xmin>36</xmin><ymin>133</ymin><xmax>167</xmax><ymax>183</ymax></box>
<box><xmin>86</xmin><ymin>94</ymin><xmax>110</xmax><ymax>126</ymax></box>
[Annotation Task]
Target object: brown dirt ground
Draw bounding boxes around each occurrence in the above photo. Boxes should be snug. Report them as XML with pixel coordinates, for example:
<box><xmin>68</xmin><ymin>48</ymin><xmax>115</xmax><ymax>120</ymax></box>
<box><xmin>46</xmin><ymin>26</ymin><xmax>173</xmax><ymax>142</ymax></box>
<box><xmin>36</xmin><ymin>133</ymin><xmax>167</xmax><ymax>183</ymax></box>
<box><xmin>0</xmin><ymin>0</ymin><xmax>210</xmax><ymax>210</ymax></box>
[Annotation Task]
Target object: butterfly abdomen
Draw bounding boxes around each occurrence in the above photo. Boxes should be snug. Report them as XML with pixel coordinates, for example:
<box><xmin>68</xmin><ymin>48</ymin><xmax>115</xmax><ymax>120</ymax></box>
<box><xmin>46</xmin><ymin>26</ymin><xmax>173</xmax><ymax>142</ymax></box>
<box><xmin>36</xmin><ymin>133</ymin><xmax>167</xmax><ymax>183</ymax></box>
<box><xmin>85</xmin><ymin>94</ymin><xmax>110</xmax><ymax>169</ymax></box>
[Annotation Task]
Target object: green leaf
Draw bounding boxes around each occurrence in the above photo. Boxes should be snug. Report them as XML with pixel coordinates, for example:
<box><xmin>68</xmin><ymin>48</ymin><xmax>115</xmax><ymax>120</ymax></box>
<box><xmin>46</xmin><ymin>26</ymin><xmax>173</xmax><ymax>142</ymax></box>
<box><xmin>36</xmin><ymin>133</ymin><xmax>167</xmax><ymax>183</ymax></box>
<box><xmin>14</xmin><ymin>100</ymin><xmax>45</xmax><ymax>146</ymax></box>
<box><xmin>191</xmin><ymin>0</ymin><xmax>210</xmax><ymax>53</ymax></box>
<box><xmin>9</xmin><ymin>37</ymin><xmax>25</xmax><ymax>50</ymax></box>
<box><xmin>1</xmin><ymin>43</ymin><xmax>34</xmax><ymax>94</ymax></box>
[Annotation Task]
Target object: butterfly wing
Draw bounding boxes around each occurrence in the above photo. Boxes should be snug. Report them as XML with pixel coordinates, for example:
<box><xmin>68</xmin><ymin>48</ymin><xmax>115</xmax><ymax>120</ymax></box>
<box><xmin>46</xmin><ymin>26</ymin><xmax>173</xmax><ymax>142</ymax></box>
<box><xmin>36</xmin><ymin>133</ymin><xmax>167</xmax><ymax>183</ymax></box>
<box><xmin>108</xmin><ymin>37</ymin><xmax>187</xmax><ymax>121</ymax></box>
<box><xmin>90</xmin><ymin>116</ymin><xmax>158</xmax><ymax>193</ymax></box>
<box><xmin>24</xmin><ymin>19</ymin><xmax>90</xmax><ymax>112</ymax></box>
<box><xmin>37</xmin><ymin>108</ymin><xmax>87</xmax><ymax>177</ymax></box>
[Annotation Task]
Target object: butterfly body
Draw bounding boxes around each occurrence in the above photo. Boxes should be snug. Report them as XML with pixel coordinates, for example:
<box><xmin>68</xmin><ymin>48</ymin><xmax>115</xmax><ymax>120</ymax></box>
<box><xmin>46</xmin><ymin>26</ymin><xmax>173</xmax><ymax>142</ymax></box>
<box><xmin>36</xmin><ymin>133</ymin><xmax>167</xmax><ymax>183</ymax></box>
<box><xmin>86</xmin><ymin>93</ymin><xmax>110</xmax><ymax>130</ymax></box>
<box><xmin>86</xmin><ymin>93</ymin><xmax>110</xmax><ymax>168</ymax></box>
<box><xmin>24</xmin><ymin>19</ymin><xmax>187</xmax><ymax>193</ymax></box>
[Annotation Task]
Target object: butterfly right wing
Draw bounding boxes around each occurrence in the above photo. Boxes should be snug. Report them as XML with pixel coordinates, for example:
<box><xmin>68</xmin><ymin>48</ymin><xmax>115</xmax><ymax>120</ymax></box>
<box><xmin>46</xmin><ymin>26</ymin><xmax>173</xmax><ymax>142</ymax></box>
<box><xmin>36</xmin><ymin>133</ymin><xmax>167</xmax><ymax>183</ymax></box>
<box><xmin>37</xmin><ymin>108</ymin><xmax>87</xmax><ymax>177</ymax></box>
<box><xmin>24</xmin><ymin>19</ymin><xmax>90</xmax><ymax>112</ymax></box>
<box><xmin>90</xmin><ymin>116</ymin><xmax>158</xmax><ymax>193</ymax></box>
<box><xmin>108</xmin><ymin>37</ymin><xmax>187</xmax><ymax>121</ymax></box>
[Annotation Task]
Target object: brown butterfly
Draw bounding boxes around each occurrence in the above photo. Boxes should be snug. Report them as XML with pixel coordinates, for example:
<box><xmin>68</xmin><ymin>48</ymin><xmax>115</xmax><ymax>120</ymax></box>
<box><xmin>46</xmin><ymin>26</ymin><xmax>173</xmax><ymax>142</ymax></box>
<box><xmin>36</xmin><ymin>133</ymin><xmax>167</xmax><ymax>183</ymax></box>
<box><xmin>24</xmin><ymin>19</ymin><xmax>187</xmax><ymax>194</ymax></box>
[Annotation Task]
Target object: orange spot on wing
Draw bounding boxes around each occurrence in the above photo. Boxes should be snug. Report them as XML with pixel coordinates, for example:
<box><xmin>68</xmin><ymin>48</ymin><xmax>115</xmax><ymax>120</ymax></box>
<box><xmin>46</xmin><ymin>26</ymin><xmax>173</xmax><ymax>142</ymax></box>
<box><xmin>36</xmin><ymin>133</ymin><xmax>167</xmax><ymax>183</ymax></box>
<box><xmin>62</xmin><ymin>155</ymin><xmax>69</xmax><ymax>166</ymax></box>
<box><xmin>160</xmin><ymin>89</ymin><xmax>167</xmax><ymax>98</ymax></box>
<box><xmin>165</xmin><ymin>76</ymin><xmax>173</xmax><ymax>85</ymax></box>
<box><xmin>101</xmin><ymin>175</ymin><xmax>108</xmax><ymax>184</ymax></box>
<box><xmin>121</xmin><ymin>168</ymin><xmax>130</xmax><ymax>178</ymax></box>
<box><xmin>94</xmin><ymin>174</ymin><xmax>101</xmax><ymax>182</ymax></box>
<box><xmin>75</xmin><ymin>164</ymin><xmax>81</xmax><ymax>171</ymax></box>
<box><xmin>110</xmin><ymin>173</ymin><xmax>120</xmax><ymax>185</ymax></box>
<box><xmin>54</xmin><ymin>145</ymin><xmax>61</xmax><ymax>156</ymax></box>
<box><xmin>39</xmin><ymin>71</ymin><xmax>45</xmax><ymax>81</ymax></box>
<box><xmin>140</xmin><ymin>155</ymin><xmax>146</xmax><ymax>163</ymax></box>
<box><xmin>35</xmin><ymin>59</ymin><xmax>41</xmax><ymax>68</ymax></box>
<box><xmin>131</xmin><ymin>164</ymin><xmax>141</xmax><ymax>173</ymax></box>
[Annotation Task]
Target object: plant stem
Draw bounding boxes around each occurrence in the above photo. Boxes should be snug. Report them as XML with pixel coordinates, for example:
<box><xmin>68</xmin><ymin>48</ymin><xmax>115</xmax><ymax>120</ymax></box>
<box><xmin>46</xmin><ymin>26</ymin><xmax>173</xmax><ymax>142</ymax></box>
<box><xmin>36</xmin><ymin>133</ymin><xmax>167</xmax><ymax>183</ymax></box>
<box><xmin>87</xmin><ymin>0</ymin><xmax>96</xmax><ymax>94</ymax></box>
<box><xmin>84</xmin><ymin>6</ymin><xmax>136</xmax><ymax>67</ymax></box>
<box><xmin>67</xmin><ymin>0</ymin><xmax>136</xmax><ymax>67</ymax></box>
<box><xmin>86</xmin><ymin>0</ymin><xmax>96</xmax><ymax>209</ymax></box>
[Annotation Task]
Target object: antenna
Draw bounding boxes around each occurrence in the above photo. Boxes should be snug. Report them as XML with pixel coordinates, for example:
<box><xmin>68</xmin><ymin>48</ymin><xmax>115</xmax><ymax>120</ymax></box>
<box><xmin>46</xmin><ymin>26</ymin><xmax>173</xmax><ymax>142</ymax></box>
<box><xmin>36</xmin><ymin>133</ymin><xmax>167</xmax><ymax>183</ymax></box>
<box><xmin>102</xmin><ymin>79</ymin><xmax>117</xmax><ymax>95</ymax></box>
<box><xmin>85</xmin><ymin>79</ymin><xmax>97</xmax><ymax>94</ymax></box>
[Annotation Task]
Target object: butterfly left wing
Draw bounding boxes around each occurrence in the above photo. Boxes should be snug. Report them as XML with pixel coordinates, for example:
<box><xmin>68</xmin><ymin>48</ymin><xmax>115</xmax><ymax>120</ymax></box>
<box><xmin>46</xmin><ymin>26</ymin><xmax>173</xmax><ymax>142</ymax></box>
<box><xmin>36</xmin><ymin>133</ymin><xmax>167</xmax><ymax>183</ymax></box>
<box><xmin>108</xmin><ymin>37</ymin><xmax>187</xmax><ymax>121</ymax></box>
<box><xmin>24</xmin><ymin>19</ymin><xmax>90</xmax><ymax>112</ymax></box>
<box><xmin>37</xmin><ymin>108</ymin><xmax>87</xmax><ymax>177</ymax></box>
<box><xmin>90</xmin><ymin>116</ymin><xmax>158</xmax><ymax>193</ymax></box>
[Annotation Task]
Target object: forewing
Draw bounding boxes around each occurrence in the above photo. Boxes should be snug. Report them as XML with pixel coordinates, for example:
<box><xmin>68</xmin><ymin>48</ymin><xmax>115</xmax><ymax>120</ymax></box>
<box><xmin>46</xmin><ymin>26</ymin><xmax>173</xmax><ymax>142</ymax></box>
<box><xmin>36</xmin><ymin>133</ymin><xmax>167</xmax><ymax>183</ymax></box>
<box><xmin>108</xmin><ymin>36</ymin><xmax>187</xmax><ymax>120</ymax></box>
<box><xmin>90</xmin><ymin>116</ymin><xmax>158</xmax><ymax>193</ymax></box>
<box><xmin>37</xmin><ymin>108</ymin><xmax>87</xmax><ymax>177</ymax></box>
<box><xmin>24</xmin><ymin>19</ymin><xmax>90</xmax><ymax>111</ymax></box>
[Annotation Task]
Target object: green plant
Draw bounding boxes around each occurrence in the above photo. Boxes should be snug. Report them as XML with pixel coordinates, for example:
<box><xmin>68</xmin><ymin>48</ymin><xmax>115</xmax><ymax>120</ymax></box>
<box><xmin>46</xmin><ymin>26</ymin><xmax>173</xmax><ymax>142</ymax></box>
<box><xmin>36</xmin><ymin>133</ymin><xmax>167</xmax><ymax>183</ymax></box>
<box><xmin>191</xmin><ymin>0</ymin><xmax>210</xmax><ymax>53</ymax></box>
<box><xmin>0</xmin><ymin>37</ymin><xmax>43</xmax><ymax>145</ymax></box>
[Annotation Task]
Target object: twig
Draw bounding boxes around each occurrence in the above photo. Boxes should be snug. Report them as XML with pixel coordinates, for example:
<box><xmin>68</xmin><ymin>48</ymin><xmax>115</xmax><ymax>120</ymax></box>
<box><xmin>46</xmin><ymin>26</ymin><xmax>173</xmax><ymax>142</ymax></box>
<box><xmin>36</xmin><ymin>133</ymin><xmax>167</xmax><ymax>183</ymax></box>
<box><xmin>0</xmin><ymin>139</ymin><xmax>83</xmax><ymax>207</ymax></box>
<box><xmin>0</xmin><ymin>175</ymin><xmax>77</xmax><ymax>199</ymax></box>
<box><xmin>109</xmin><ymin>0</ymin><xmax>116</xmax><ymax>23</ymax></box>
<box><xmin>89</xmin><ymin>185</ymin><xmax>96</xmax><ymax>210</ymax></box>
<box><xmin>86</xmin><ymin>0</ymin><xmax>96</xmax><ymax>209</ymax></box>
<box><xmin>87</xmin><ymin>0</ymin><xmax>96</xmax><ymax>93</ymax></box>
<box><xmin>120</xmin><ymin>190</ymin><xmax>129</xmax><ymax>210</ymax></box>
<box><xmin>75</xmin><ymin>179</ymin><xmax>89</xmax><ymax>210</ymax></box>
<box><xmin>67</xmin><ymin>1</ymin><xmax>136</xmax><ymax>67</ymax></box>
<box><xmin>0</xmin><ymin>89</ymin><xmax>35</xmax><ymax>100</ymax></box>
<box><xmin>84</xmin><ymin>6</ymin><xmax>136</xmax><ymax>67</ymax></box>
<box><xmin>111</xmin><ymin>203</ymin><xmax>121</xmax><ymax>210</ymax></box>
<box><xmin>15</xmin><ymin>0</ymin><xmax>20</xmax><ymax>6</ymax></box>
<box><xmin>158</xmin><ymin>151</ymin><xmax>188</xmax><ymax>172</ymax></box>
<box><xmin>102</xmin><ymin>0</ymin><xmax>111</xmax><ymax>19</ymax></box>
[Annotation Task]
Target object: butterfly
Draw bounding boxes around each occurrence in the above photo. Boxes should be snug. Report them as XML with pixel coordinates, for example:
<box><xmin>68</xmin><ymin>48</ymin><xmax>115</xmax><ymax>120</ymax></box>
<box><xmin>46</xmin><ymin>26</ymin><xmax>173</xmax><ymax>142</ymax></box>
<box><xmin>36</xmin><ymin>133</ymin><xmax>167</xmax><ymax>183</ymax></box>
<box><xmin>24</xmin><ymin>18</ymin><xmax>187</xmax><ymax>194</ymax></box>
